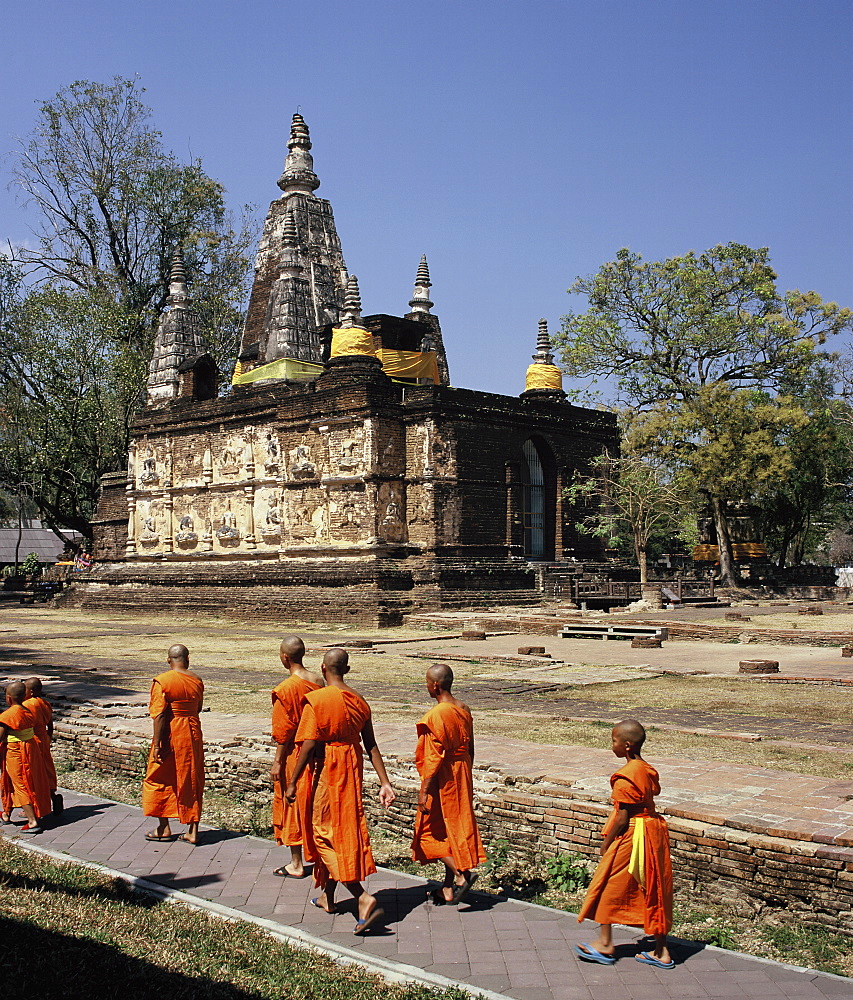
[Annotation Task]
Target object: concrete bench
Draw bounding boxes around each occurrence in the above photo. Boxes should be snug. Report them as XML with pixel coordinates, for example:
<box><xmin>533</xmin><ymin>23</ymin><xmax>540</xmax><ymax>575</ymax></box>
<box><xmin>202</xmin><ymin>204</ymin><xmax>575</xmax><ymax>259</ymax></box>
<box><xmin>558</xmin><ymin>623</ymin><xmax>668</xmax><ymax>642</ymax></box>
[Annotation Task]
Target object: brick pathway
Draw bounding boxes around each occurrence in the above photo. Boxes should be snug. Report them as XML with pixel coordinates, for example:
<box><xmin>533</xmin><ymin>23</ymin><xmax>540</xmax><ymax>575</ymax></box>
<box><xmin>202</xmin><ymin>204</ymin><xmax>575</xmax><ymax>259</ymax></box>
<box><xmin>9</xmin><ymin>789</ymin><xmax>850</xmax><ymax>1000</ymax></box>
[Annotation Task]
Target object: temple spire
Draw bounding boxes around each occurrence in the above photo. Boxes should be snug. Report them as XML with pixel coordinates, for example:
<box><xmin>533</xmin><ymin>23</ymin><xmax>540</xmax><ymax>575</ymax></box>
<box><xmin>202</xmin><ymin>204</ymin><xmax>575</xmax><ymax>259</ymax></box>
<box><xmin>146</xmin><ymin>246</ymin><xmax>208</xmax><ymax>405</ymax></box>
<box><xmin>522</xmin><ymin>317</ymin><xmax>564</xmax><ymax>397</ymax></box>
<box><xmin>340</xmin><ymin>274</ymin><xmax>363</xmax><ymax>328</ymax></box>
<box><xmin>167</xmin><ymin>247</ymin><xmax>189</xmax><ymax>310</ymax></box>
<box><xmin>277</xmin><ymin>112</ymin><xmax>320</xmax><ymax>197</ymax></box>
<box><xmin>532</xmin><ymin>317</ymin><xmax>556</xmax><ymax>365</ymax></box>
<box><xmin>408</xmin><ymin>254</ymin><xmax>434</xmax><ymax>314</ymax></box>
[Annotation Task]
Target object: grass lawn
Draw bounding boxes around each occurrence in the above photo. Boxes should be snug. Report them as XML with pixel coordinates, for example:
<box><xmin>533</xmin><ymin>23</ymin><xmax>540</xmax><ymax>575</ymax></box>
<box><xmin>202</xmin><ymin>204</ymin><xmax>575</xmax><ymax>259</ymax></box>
<box><xmin>0</xmin><ymin>838</ymin><xmax>467</xmax><ymax>1000</ymax></box>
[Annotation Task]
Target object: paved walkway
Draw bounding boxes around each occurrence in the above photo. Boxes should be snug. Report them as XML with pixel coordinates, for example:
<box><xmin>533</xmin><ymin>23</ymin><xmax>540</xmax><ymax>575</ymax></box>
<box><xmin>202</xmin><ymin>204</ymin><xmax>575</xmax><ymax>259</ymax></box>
<box><xmin>7</xmin><ymin>789</ymin><xmax>850</xmax><ymax>1000</ymax></box>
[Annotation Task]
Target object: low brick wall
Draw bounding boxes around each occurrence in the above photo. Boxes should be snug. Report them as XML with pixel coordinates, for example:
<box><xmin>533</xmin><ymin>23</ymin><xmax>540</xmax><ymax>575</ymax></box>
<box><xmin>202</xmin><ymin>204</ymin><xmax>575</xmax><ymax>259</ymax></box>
<box><xmin>53</xmin><ymin>695</ymin><xmax>853</xmax><ymax>935</ymax></box>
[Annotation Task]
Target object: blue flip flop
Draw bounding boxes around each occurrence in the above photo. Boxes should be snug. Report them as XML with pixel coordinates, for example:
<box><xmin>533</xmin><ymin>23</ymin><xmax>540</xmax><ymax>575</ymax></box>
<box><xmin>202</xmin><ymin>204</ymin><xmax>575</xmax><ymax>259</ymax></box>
<box><xmin>574</xmin><ymin>943</ymin><xmax>615</xmax><ymax>965</ymax></box>
<box><xmin>353</xmin><ymin>904</ymin><xmax>384</xmax><ymax>935</ymax></box>
<box><xmin>636</xmin><ymin>951</ymin><xmax>675</xmax><ymax>969</ymax></box>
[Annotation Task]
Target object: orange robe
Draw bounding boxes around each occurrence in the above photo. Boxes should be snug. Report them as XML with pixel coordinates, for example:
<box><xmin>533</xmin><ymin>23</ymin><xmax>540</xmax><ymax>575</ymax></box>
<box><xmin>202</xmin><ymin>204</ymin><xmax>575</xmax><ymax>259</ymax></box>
<box><xmin>141</xmin><ymin>670</ymin><xmax>204</xmax><ymax>824</ymax></box>
<box><xmin>295</xmin><ymin>686</ymin><xmax>376</xmax><ymax>886</ymax></box>
<box><xmin>412</xmin><ymin>701</ymin><xmax>485</xmax><ymax>871</ymax></box>
<box><xmin>0</xmin><ymin>704</ymin><xmax>52</xmax><ymax>820</ymax></box>
<box><xmin>271</xmin><ymin>674</ymin><xmax>320</xmax><ymax>850</ymax></box>
<box><xmin>578</xmin><ymin>758</ymin><xmax>673</xmax><ymax>936</ymax></box>
<box><xmin>24</xmin><ymin>696</ymin><xmax>57</xmax><ymax>792</ymax></box>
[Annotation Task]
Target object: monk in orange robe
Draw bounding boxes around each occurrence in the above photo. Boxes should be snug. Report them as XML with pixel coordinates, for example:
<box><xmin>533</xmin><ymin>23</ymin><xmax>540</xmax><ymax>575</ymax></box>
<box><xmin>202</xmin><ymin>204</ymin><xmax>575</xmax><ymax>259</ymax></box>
<box><xmin>269</xmin><ymin>635</ymin><xmax>323</xmax><ymax>878</ymax></box>
<box><xmin>576</xmin><ymin>719</ymin><xmax>674</xmax><ymax>970</ymax></box>
<box><xmin>286</xmin><ymin>647</ymin><xmax>395</xmax><ymax>934</ymax></box>
<box><xmin>141</xmin><ymin>644</ymin><xmax>204</xmax><ymax>845</ymax></box>
<box><xmin>412</xmin><ymin>663</ymin><xmax>485</xmax><ymax>904</ymax></box>
<box><xmin>0</xmin><ymin>681</ymin><xmax>52</xmax><ymax>832</ymax></box>
<box><xmin>24</xmin><ymin>676</ymin><xmax>61</xmax><ymax>814</ymax></box>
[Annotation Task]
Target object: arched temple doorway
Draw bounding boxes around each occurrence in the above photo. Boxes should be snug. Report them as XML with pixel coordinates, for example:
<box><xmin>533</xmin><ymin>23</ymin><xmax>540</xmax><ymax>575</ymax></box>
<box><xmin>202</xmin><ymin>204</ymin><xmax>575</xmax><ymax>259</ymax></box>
<box><xmin>522</xmin><ymin>437</ymin><xmax>556</xmax><ymax>560</ymax></box>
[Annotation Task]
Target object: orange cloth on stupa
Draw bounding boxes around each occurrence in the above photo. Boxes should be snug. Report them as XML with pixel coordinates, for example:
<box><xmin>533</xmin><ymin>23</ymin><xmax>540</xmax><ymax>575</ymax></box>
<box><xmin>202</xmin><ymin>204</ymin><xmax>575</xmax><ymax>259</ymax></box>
<box><xmin>271</xmin><ymin>674</ymin><xmax>320</xmax><ymax>850</ymax></box>
<box><xmin>24</xmin><ymin>696</ymin><xmax>57</xmax><ymax>791</ymax></box>
<box><xmin>141</xmin><ymin>670</ymin><xmax>204</xmax><ymax>824</ymax></box>
<box><xmin>0</xmin><ymin>703</ymin><xmax>51</xmax><ymax>819</ymax></box>
<box><xmin>295</xmin><ymin>686</ymin><xmax>376</xmax><ymax>886</ymax></box>
<box><xmin>411</xmin><ymin>701</ymin><xmax>485</xmax><ymax>871</ymax></box>
<box><xmin>578</xmin><ymin>757</ymin><xmax>673</xmax><ymax>936</ymax></box>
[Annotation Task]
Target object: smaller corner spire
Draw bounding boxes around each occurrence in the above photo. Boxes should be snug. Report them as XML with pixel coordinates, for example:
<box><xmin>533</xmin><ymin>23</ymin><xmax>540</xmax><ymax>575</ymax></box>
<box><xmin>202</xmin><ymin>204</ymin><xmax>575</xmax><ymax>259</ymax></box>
<box><xmin>278</xmin><ymin>112</ymin><xmax>320</xmax><ymax>197</ymax></box>
<box><xmin>167</xmin><ymin>247</ymin><xmax>189</xmax><ymax>310</ymax></box>
<box><xmin>340</xmin><ymin>274</ymin><xmax>363</xmax><ymax>328</ymax></box>
<box><xmin>523</xmin><ymin>316</ymin><xmax>564</xmax><ymax>397</ymax></box>
<box><xmin>532</xmin><ymin>318</ymin><xmax>555</xmax><ymax>365</ymax></box>
<box><xmin>409</xmin><ymin>254</ymin><xmax>434</xmax><ymax>314</ymax></box>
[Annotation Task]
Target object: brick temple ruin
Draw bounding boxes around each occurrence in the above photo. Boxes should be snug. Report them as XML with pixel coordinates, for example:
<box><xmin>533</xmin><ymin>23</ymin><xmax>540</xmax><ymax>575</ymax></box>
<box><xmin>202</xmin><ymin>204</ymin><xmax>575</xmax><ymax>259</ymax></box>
<box><xmin>71</xmin><ymin>115</ymin><xmax>618</xmax><ymax>625</ymax></box>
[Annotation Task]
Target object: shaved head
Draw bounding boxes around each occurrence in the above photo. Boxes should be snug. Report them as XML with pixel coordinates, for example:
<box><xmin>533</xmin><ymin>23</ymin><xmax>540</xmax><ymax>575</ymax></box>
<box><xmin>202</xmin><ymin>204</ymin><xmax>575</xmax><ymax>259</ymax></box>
<box><xmin>279</xmin><ymin>635</ymin><xmax>305</xmax><ymax>663</ymax></box>
<box><xmin>427</xmin><ymin>663</ymin><xmax>454</xmax><ymax>691</ymax></box>
<box><xmin>613</xmin><ymin>719</ymin><xmax>646</xmax><ymax>747</ymax></box>
<box><xmin>167</xmin><ymin>644</ymin><xmax>189</xmax><ymax>665</ymax></box>
<box><xmin>6</xmin><ymin>681</ymin><xmax>25</xmax><ymax>703</ymax></box>
<box><xmin>24</xmin><ymin>676</ymin><xmax>42</xmax><ymax>697</ymax></box>
<box><xmin>322</xmin><ymin>648</ymin><xmax>350</xmax><ymax>676</ymax></box>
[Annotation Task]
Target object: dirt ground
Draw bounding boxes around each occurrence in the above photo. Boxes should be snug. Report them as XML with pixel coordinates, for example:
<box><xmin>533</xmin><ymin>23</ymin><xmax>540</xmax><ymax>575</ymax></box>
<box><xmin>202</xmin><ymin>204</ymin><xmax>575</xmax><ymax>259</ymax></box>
<box><xmin>2</xmin><ymin>602</ymin><xmax>852</xmax><ymax>779</ymax></box>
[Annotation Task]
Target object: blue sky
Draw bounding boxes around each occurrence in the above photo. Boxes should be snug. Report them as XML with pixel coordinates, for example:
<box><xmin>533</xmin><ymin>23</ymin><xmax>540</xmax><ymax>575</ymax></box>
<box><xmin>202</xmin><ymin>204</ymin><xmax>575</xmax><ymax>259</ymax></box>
<box><xmin>1</xmin><ymin>0</ymin><xmax>850</xmax><ymax>397</ymax></box>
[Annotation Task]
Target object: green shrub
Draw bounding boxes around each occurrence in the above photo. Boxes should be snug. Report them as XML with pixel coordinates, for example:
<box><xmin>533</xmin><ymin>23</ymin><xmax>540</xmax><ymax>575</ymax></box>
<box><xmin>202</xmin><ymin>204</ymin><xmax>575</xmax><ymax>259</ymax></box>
<box><xmin>22</xmin><ymin>552</ymin><xmax>41</xmax><ymax>575</ymax></box>
<box><xmin>545</xmin><ymin>852</ymin><xmax>592</xmax><ymax>892</ymax></box>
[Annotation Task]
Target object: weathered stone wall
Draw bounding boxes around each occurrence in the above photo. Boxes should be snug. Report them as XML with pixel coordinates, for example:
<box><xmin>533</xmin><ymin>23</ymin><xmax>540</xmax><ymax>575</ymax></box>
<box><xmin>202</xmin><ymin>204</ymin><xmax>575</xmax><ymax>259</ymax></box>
<box><xmin>53</xmin><ymin>695</ymin><xmax>853</xmax><ymax>935</ymax></box>
<box><xmin>79</xmin><ymin>357</ymin><xmax>617</xmax><ymax>624</ymax></box>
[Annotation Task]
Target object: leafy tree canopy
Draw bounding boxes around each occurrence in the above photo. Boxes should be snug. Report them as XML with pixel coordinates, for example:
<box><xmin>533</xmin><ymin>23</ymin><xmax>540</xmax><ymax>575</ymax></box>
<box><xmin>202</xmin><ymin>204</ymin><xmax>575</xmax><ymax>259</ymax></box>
<box><xmin>1</xmin><ymin>77</ymin><xmax>259</xmax><ymax>537</ymax></box>
<box><xmin>10</xmin><ymin>76</ymin><xmax>257</xmax><ymax>368</ymax></box>
<box><xmin>0</xmin><ymin>267</ymin><xmax>144</xmax><ymax>537</ymax></box>
<box><xmin>556</xmin><ymin>243</ymin><xmax>852</xmax><ymax>407</ymax></box>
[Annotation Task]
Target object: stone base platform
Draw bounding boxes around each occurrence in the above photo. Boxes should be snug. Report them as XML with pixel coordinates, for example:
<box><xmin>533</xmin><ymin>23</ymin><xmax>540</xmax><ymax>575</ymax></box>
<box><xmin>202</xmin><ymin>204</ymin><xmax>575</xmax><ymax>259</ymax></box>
<box><xmin>58</xmin><ymin>554</ymin><xmax>541</xmax><ymax>626</ymax></box>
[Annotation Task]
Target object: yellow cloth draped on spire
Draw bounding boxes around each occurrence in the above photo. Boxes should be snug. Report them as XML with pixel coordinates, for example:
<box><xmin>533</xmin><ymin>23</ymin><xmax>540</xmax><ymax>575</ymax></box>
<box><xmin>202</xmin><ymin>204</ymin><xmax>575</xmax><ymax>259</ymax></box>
<box><xmin>525</xmin><ymin>364</ymin><xmax>563</xmax><ymax>391</ymax></box>
<box><xmin>330</xmin><ymin>327</ymin><xmax>376</xmax><ymax>357</ymax></box>
<box><xmin>376</xmin><ymin>349</ymin><xmax>439</xmax><ymax>384</ymax></box>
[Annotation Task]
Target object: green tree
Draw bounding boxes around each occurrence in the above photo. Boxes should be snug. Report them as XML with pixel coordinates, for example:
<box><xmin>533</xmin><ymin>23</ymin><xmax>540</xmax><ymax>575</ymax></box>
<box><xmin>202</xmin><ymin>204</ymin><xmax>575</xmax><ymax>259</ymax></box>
<box><xmin>0</xmin><ymin>279</ymin><xmax>144</xmax><ymax>539</ymax></box>
<box><xmin>756</xmin><ymin>376</ymin><xmax>853</xmax><ymax>567</ymax></box>
<box><xmin>11</xmin><ymin>76</ymin><xmax>256</xmax><ymax>370</ymax></box>
<box><xmin>565</xmin><ymin>446</ymin><xmax>695</xmax><ymax>589</ymax></box>
<box><xmin>556</xmin><ymin>244</ymin><xmax>852</xmax><ymax>584</ymax></box>
<box><xmin>2</xmin><ymin>78</ymin><xmax>259</xmax><ymax>538</ymax></box>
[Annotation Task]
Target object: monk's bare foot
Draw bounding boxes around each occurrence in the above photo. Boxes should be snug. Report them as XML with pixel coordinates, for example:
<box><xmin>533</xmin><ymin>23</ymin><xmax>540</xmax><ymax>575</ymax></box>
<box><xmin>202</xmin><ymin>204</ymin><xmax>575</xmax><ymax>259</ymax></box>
<box><xmin>353</xmin><ymin>894</ymin><xmax>384</xmax><ymax>935</ymax></box>
<box><xmin>439</xmin><ymin>885</ymin><xmax>455</xmax><ymax>903</ymax></box>
<box><xmin>273</xmin><ymin>864</ymin><xmax>307</xmax><ymax>878</ymax></box>
<box><xmin>146</xmin><ymin>822</ymin><xmax>173</xmax><ymax>841</ymax></box>
<box><xmin>178</xmin><ymin>832</ymin><xmax>198</xmax><ymax>846</ymax></box>
<box><xmin>652</xmin><ymin>944</ymin><xmax>672</xmax><ymax>965</ymax></box>
<box><xmin>581</xmin><ymin>939</ymin><xmax>614</xmax><ymax>958</ymax></box>
<box><xmin>311</xmin><ymin>894</ymin><xmax>336</xmax><ymax>914</ymax></box>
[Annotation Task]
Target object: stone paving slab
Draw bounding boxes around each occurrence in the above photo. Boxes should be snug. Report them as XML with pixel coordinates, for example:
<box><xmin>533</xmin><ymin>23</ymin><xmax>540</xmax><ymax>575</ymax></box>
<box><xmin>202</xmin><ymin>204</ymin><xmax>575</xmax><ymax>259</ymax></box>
<box><xmin>5</xmin><ymin>789</ymin><xmax>849</xmax><ymax>1000</ymax></box>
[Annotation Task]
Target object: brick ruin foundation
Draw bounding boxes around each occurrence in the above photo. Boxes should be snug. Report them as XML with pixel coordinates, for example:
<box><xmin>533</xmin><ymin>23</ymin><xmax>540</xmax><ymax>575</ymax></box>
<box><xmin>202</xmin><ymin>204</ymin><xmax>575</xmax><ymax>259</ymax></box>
<box><xmin>52</xmin><ymin>693</ymin><xmax>853</xmax><ymax>936</ymax></box>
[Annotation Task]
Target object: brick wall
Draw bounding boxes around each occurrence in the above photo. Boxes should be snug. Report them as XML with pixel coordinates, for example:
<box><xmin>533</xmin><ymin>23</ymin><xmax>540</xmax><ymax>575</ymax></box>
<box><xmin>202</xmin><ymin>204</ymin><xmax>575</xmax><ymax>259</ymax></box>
<box><xmin>52</xmin><ymin>695</ymin><xmax>853</xmax><ymax>935</ymax></box>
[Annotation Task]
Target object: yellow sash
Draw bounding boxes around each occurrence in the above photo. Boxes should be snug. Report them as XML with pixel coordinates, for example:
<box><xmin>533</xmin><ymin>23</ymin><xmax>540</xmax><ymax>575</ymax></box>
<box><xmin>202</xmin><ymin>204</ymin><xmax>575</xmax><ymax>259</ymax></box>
<box><xmin>627</xmin><ymin>816</ymin><xmax>646</xmax><ymax>888</ymax></box>
<box><xmin>8</xmin><ymin>728</ymin><xmax>34</xmax><ymax>743</ymax></box>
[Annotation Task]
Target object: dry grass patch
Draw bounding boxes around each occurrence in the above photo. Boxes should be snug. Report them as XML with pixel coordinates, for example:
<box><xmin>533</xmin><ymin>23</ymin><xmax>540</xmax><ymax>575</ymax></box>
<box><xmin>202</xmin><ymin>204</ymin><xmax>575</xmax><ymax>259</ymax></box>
<box><xmin>0</xmin><ymin>839</ymin><xmax>467</xmax><ymax>1000</ymax></box>
<box><xmin>552</xmin><ymin>674</ymin><xmax>853</xmax><ymax>728</ymax></box>
<box><xmin>705</xmin><ymin>610</ymin><xmax>853</xmax><ymax>633</ymax></box>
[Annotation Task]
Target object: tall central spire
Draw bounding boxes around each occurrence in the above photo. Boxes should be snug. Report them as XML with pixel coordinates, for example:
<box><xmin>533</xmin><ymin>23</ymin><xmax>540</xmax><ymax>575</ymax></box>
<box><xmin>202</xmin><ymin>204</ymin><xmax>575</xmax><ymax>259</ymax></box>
<box><xmin>277</xmin><ymin>112</ymin><xmax>320</xmax><ymax>197</ymax></box>
<box><xmin>240</xmin><ymin>115</ymin><xmax>348</xmax><ymax>366</ymax></box>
